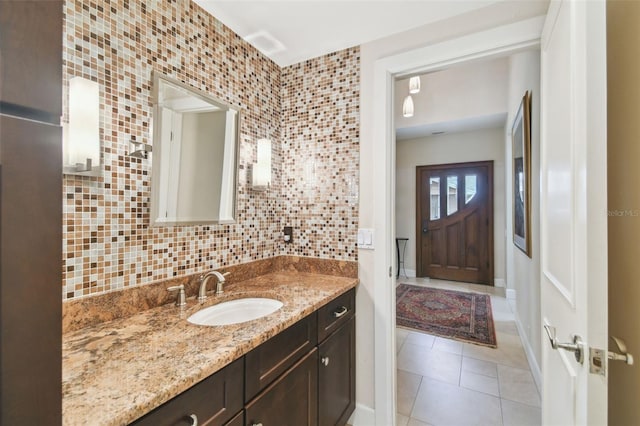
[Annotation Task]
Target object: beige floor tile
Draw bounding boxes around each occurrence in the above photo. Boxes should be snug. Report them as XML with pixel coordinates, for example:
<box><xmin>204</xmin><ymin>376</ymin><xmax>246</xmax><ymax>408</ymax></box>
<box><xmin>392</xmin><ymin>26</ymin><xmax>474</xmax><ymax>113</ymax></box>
<box><xmin>397</xmin><ymin>343</ymin><xmax>462</xmax><ymax>385</ymax></box>
<box><xmin>497</xmin><ymin>364</ymin><xmax>541</xmax><ymax>407</ymax></box>
<box><xmin>433</xmin><ymin>337</ymin><xmax>463</xmax><ymax>355</ymax></box>
<box><xmin>397</xmin><ymin>369</ymin><xmax>422</xmax><ymax>416</ymax></box>
<box><xmin>501</xmin><ymin>399</ymin><xmax>541</xmax><ymax>426</ymax></box>
<box><xmin>460</xmin><ymin>369</ymin><xmax>500</xmax><ymax>397</ymax></box>
<box><xmin>462</xmin><ymin>356</ymin><xmax>498</xmax><ymax>378</ymax></box>
<box><xmin>404</xmin><ymin>330</ymin><xmax>436</xmax><ymax>348</ymax></box>
<box><xmin>407</xmin><ymin>418</ymin><xmax>433</xmax><ymax>426</ymax></box>
<box><xmin>411</xmin><ymin>376</ymin><xmax>503</xmax><ymax>426</ymax></box>
<box><xmin>396</xmin><ymin>413</ymin><xmax>410</xmax><ymax>426</ymax></box>
<box><xmin>463</xmin><ymin>334</ymin><xmax>529</xmax><ymax>370</ymax></box>
<box><xmin>397</xmin><ymin>328</ymin><xmax>409</xmax><ymax>354</ymax></box>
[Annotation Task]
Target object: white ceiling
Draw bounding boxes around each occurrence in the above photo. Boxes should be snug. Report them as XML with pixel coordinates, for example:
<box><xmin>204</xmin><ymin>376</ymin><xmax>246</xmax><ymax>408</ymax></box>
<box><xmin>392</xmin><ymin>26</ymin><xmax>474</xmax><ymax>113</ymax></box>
<box><xmin>194</xmin><ymin>0</ymin><xmax>503</xmax><ymax>66</ymax></box>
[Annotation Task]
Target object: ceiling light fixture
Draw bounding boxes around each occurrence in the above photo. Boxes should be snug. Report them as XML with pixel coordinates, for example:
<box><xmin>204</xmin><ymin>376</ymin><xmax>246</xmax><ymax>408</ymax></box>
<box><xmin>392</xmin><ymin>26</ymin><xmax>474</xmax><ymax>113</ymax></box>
<box><xmin>409</xmin><ymin>76</ymin><xmax>421</xmax><ymax>94</ymax></box>
<box><xmin>402</xmin><ymin>95</ymin><xmax>414</xmax><ymax>118</ymax></box>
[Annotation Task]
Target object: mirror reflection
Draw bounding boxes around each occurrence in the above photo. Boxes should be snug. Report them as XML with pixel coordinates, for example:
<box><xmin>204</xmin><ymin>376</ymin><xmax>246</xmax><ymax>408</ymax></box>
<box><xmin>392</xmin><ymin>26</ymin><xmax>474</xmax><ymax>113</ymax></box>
<box><xmin>150</xmin><ymin>74</ymin><xmax>240</xmax><ymax>226</ymax></box>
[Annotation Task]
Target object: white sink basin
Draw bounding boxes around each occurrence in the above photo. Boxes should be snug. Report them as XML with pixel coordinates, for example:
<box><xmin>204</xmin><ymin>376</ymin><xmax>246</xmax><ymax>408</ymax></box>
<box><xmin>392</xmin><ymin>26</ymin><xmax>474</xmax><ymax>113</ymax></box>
<box><xmin>187</xmin><ymin>298</ymin><xmax>283</xmax><ymax>326</ymax></box>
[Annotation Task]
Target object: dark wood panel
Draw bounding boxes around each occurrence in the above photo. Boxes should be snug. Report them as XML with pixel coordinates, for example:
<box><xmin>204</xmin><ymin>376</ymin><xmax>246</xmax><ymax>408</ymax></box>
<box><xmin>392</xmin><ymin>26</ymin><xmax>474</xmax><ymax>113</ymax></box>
<box><xmin>317</xmin><ymin>288</ymin><xmax>355</xmax><ymax>343</ymax></box>
<box><xmin>464</xmin><ymin>211</ymin><xmax>480</xmax><ymax>269</ymax></box>
<box><xmin>131</xmin><ymin>358</ymin><xmax>244</xmax><ymax>426</ymax></box>
<box><xmin>223</xmin><ymin>410</ymin><xmax>244</xmax><ymax>426</ymax></box>
<box><xmin>0</xmin><ymin>1</ymin><xmax>63</xmax><ymax>119</ymax></box>
<box><xmin>245</xmin><ymin>313</ymin><xmax>317</xmax><ymax>402</ymax></box>
<box><xmin>446</xmin><ymin>223</ymin><xmax>460</xmax><ymax>268</ymax></box>
<box><xmin>318</xmin><ymin>317</ymin><xmax>356</xmax><ymax>426</ymax></box>
<box><xmin>0</xmin><ymin>116</ymin><xmax>62</xmax><ymax>425</ymax></box>
<box><xmin>245</xmin><ymin>349</ymin><xmax>318</xmax><ymax>426</ymax></box>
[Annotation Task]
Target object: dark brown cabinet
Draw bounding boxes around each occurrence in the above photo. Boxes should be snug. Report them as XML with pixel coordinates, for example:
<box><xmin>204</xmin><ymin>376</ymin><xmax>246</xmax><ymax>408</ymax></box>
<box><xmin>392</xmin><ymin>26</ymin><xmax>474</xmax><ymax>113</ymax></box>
<box><xmin>245</xmin><ymin>349</ymin><xmax>319</xmax><ymax>426</ymax></box>
<box><xmin>131</xmin><ymin>358</ymin><xmax>244</xmax><ymax>426</ymax></box>
<box><xmin>130</xmin><ymin>288</ymin><xmax>356</xmax><ymax>426</ymax></box>
<box><xmin>318</xmin><ymin>317</ymin><xmax>356</xmax><ymax>426</ymax></box>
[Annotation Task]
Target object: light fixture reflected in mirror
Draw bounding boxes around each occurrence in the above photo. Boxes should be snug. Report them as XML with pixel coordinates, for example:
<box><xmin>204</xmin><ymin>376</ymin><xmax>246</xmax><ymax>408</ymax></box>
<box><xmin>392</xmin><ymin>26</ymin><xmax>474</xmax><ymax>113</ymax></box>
<box><xmin>64</xmin><ymin>76</ymin><xmax>101</xmax><ymax>176</ymax></box>
<box><xmin>409</xmin><ymin>76</ymin><xmax>421</xmax><ymax>94</ymax></box>
<box><xmin>252</xmin><ymin>138</ymin><xmax>272</xmax><ymax>191</ymax></box>
<box><xmin>402</xmin><ymin>95</ymin><xmax>414</xmax><ymax>118</ymax></box>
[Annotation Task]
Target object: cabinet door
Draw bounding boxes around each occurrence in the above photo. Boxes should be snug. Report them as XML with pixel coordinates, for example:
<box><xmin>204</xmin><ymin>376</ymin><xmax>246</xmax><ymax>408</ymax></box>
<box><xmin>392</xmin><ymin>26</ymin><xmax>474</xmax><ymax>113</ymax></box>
<box><xmin>245</xmin><ymin>349</ymin><xmax>318</xmax><ymax>426</ymax></box>
<box><xmin>131</xmin><ymin>358</ymin><xmax>244</xmax><ymax>426</ymax></box>
<box><xmin>245</xmin><ymin>312</ymin><xmax>317</xmax><ymax>402</ymax></box>
<box><xmin>318</xmin><ymin>317</ymin><xmax>356</xmax><ymax>426</ymax></box>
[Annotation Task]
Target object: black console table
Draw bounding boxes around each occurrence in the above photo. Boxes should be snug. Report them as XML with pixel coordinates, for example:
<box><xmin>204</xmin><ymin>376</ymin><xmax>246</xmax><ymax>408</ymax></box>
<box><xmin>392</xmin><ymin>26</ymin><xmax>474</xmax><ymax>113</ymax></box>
<box><xmin>395</xmin><ymin>238</ymin><xmax>408</xmax><ymax>278</ymax></box>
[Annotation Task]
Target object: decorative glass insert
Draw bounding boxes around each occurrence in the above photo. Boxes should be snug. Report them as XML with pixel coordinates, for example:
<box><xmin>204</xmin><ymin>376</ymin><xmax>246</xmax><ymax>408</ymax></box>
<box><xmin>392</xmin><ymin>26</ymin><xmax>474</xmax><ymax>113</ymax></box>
<box><xmin>447</xmin><ymin>176</ymin><xmax>458</xmax><ymax>215</ymax></box>
<box><xmin>429</xmin><ymin>177</ymin><xmax>440</xmax><ymax>220</ymax></box>
<box><xmin>465</xmin><ymin>175</ymin><xmax>477</xmax><ymax>204</ymax></box>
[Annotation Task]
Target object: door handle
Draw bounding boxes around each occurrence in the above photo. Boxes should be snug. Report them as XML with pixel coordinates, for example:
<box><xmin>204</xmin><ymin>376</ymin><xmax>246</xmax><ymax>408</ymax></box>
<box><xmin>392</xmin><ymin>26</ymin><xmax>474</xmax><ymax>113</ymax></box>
<box><xmin>589</xmin><ymin>335</ymin><xmax>634</xmax><ymax>376</ymax></box>
<box><xmin>422</xmin><ymin>219</ymin><xmax>428</xmax><ymax>234</ymax></box>
<box><xmin>609</xmin><ymin>336</ymin><xmax>634</xmax><ymax>365</ymax></box>
<box><xmin>544</xmin><ymin>325</ymin><xmax>585</xmax><ymax>364</ymax></box>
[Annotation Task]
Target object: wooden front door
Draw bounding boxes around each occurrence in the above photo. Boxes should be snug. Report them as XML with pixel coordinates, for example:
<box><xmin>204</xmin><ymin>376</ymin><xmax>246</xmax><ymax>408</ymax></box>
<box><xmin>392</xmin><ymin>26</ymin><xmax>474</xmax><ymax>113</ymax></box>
<box><xmin>416</xmin><ymin>161</ymin><xmax>493</xmax><ymax>285</ymax></box>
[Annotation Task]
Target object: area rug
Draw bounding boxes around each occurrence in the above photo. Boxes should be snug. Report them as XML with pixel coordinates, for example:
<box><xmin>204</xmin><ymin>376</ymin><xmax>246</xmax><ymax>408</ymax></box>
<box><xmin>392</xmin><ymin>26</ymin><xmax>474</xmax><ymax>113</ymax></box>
<box><xmin>396</xmin><ymin>284</ymin><xmax>497</xmax><ymax>348</ymax></box>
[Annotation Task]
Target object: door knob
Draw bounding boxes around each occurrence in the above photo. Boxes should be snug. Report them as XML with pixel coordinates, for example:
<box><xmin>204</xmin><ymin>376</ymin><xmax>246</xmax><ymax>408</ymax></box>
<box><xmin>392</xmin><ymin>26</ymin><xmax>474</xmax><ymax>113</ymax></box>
<box><xmin>544</xmin><ymin>325</ymin><xmax>585</xmax><ymax>364</ymax></box>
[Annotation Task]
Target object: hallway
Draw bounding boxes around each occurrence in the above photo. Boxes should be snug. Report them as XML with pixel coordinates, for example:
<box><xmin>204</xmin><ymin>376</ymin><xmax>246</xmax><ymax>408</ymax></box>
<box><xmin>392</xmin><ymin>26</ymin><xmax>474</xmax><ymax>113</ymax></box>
<box><xmin>396</xmin><ymin>278</ymin><xmax>541</xmax><ymax>426</ymax></box>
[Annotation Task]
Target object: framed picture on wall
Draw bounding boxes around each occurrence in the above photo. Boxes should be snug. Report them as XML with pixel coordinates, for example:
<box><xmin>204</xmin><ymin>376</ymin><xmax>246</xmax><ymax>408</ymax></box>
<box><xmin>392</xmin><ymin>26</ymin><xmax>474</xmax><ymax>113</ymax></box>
<box><xmin>512</xmin><ymin>90</ymin><xmax>532</xmax><ymax>257</ymax></box>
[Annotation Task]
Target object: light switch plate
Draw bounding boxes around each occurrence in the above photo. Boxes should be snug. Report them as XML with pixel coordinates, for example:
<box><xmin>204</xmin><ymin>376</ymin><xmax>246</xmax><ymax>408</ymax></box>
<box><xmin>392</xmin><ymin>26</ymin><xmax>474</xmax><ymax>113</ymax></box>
<box><xmin>357</xmin><ymin>228</ymin><xmax>374</xmax><ymax>250</ymax></box>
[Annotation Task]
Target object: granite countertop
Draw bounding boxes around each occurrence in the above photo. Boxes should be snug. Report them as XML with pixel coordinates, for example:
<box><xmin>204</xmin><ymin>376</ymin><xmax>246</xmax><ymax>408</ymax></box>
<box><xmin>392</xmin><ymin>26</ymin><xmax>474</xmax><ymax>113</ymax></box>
<box><xmin>62</xmin><ymin>272</ymin><xmax>358</xmax><ymax>426</ymax></box>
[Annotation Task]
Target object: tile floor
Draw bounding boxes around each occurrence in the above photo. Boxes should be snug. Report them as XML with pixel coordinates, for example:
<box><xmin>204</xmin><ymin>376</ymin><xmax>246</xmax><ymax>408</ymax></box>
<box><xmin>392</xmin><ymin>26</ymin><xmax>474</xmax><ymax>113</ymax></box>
<box><xmin>395</xmin><ymin>277</ymin><xmax>541</xmax><ymax>426</ymax></box>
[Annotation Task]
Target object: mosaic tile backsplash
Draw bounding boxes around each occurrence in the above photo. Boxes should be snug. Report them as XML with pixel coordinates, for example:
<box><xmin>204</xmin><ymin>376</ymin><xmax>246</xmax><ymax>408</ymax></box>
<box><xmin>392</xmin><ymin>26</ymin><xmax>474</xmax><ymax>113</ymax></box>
<box><xmin>62</xmin><ymin>0</ymin><xmax>359</xmax><ymax>300</ymax></box>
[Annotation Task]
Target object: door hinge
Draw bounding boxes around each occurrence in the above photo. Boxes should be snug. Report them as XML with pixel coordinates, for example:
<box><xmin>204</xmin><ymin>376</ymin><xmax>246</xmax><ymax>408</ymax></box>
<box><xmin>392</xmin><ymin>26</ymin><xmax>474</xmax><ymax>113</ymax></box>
<box><xmin>389</xmin><ymin>266</ymin><xmax>392</xmax><ymax>277</ymax></box>
<box><xmin>589</xmin><ymin>336</ymin><xmax>634</xmax><ymax>376</ymax></box>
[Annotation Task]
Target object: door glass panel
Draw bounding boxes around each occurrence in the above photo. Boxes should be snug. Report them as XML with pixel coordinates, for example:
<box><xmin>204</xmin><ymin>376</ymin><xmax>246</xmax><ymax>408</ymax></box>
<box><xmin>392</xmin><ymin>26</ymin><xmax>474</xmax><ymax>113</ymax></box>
<box><xmin>465</xmin><ymin>174</ymin><xmax>477</xmax><ymax>204</ymax></box>
<box><xmin>447</xmin><ymin>176</ymin><xmax>458</xmax><ymax>215</ymax></box>
<box><xmin>429</xmin><ymin>177</ymin><xmax>440</xmax><ymax>220</ymax></box>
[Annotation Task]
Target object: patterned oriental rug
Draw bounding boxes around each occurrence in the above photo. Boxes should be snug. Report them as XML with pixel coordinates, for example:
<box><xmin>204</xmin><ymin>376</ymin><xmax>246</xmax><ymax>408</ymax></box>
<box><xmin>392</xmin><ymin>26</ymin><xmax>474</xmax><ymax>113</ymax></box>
<box><xmin>396</xmin><ymin>284</ymin><xmax>497</xmax><ymax>348</ymax></box>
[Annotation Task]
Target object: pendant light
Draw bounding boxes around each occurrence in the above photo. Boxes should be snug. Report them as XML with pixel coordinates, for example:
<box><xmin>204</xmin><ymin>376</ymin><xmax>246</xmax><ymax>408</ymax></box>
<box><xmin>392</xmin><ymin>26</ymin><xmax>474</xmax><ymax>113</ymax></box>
<box><xmin>409</xmin><ymin>76</ymin><xmax>421</xmax><ymax>94</ymax></box>
<box><xmin>402</xmin><ymin>95</ymin><xmax>414</xmax><ymax>118</ymax></box>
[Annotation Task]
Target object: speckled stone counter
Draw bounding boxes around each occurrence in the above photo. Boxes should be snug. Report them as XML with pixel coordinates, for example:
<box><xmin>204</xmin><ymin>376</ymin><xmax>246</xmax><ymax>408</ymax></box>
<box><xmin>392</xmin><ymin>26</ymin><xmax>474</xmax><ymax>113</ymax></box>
<box><xmin>62</xmin><ymin>272</ymin><xmax>358</xmax><ymax>426</ymax></box>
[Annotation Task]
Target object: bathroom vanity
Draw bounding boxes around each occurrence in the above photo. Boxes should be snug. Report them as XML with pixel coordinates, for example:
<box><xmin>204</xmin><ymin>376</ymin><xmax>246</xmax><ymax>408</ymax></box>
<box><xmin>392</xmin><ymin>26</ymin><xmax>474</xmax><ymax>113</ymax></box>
<box><xmin>62</xmin><ymin>271</ymin><xmax>357</xmax><ymax>426</ymax></box>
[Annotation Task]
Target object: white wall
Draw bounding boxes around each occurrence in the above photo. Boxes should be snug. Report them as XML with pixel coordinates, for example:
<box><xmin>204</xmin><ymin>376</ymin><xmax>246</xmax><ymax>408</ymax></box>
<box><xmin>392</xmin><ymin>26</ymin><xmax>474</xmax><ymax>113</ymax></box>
<box><xmin>395</xmin><ymin>128</ymin><xmax>506</xmax><ymax>280</ymax></box>
<box><xmin>357</xmin><ymin>1</ymin><xmax>548</xmax><ymax>418</ymax></box>
<box><xmin>504</xmin><ymin>50</ymin><xmax>541</xmax><ymax>378</ymax></box>
<box><xmin>395</xmin><ymin>58</ymin><xmax>508</xmax><ymax>131</ymax></box>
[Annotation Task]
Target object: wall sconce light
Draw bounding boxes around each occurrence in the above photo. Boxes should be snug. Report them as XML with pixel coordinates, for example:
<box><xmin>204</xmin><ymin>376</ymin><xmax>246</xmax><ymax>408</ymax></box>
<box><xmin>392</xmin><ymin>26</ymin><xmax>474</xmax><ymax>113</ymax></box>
<box><xmin>63</xmin><ymin>76</ymin><xmax>101</xmax><ymax>176</ymax></box>
<box><xmin>128</xmin><ymin>140</ymin><xmax>153</xmax><ymax>159</ymax></box>
<box><xmin>402</xmin><ymin>95</ymin><xmax>414</xmax><ymax>118</ymax></box>
<box><xmin>252</xmin><ymin>138</ymin><xmax>271</xmax><ymax>191</ymax></box>
<box><xmin>409</xmin><ymin>76</ymin><xmax>421</xmax><ymax>94</ymax></box>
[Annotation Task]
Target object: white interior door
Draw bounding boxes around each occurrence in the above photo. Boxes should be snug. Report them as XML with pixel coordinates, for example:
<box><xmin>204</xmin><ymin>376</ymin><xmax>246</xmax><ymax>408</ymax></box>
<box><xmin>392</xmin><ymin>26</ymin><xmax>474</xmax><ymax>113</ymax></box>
<box><xmin>540</xmin><ymin>1</ymin><xmax>608</xmax><ymax>424</ymax></box>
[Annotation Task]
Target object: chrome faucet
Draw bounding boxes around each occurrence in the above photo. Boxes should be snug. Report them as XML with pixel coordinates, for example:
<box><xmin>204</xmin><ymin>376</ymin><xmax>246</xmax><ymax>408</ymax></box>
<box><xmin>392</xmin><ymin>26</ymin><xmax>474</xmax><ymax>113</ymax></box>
<box><xmin>198</xmin><ymin>270</ymin><xmax>228</xmax><ymax>302</ymax></box>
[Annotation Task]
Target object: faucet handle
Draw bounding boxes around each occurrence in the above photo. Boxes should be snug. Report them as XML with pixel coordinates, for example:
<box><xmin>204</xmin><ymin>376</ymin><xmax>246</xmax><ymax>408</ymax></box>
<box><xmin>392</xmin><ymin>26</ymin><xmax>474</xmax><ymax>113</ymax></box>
<box><xmin>167</xmin><ymin>285</ymin><xmax>186</xmax><ymax>307</ymax></box>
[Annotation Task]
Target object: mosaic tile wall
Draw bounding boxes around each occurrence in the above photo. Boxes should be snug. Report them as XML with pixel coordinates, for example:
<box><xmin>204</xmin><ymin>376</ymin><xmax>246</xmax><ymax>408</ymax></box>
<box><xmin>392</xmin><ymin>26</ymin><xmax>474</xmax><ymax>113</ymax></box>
<box><xmin>62</xmin><ymin>0</ymin><xmax>359</xmax><ymax>300</ymax></box>
<box><xmin>280</xmin><ymin>49</ymin><xmax>360</xmax><ymax>259</ymax></box>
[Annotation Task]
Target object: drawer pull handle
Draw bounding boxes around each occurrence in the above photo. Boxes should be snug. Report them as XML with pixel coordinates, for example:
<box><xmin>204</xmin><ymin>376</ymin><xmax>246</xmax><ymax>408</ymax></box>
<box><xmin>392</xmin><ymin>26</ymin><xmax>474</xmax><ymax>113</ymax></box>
<box><xmin>189</xmin><ymin>414</ymin><xmax>198</xmax><ymax>426</ymax></box>
<box><xmin>333</xmin><ymin>306</ymin><xmax>348</xmax><ymax>318</ymax></box>
<box><xmin>322</xmin><ymin>356</ymin><xmax>330</xmax><ymax>366</ymax></box>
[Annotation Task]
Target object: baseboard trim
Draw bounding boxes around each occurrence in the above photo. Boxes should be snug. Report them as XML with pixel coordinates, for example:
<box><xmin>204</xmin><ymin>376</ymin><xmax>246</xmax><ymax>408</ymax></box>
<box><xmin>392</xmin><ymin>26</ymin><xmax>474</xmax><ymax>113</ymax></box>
<box><xmin>494</xmin><ymin>278</ymin><xmax>506</xmax><ymax>288</ymax></box>
<box><xmin>506</xmin><ymin>288</ymin><xmax>516</xmax><ymax>300</ymax></box>
<box><xmin>348</xmin><ymin>403</ymin><xmax>375</xmax><ymax>426</ymax></box>
<box><xmin>513</xmin><ymin>304</ymin><xmax>543</xmax><ymax>394</ymax></box>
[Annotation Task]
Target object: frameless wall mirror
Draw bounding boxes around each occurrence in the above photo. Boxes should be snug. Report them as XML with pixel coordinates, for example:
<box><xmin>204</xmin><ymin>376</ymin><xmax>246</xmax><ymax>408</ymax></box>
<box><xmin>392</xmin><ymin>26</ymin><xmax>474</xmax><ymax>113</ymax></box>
<box><xmin>150</xmin><ymin>73</ymin><xmax>240</xmax><ymax>226</ymax></box>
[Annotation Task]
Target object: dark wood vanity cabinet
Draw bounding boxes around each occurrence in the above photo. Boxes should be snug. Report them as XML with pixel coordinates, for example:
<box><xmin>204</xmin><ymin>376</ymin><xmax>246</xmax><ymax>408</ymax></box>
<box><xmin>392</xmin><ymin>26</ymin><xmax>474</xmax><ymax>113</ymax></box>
<box><xmin>130</xmin><ymin>288</ymin><xmax>356</xmax><ymax>426</ymax></box>
<box><xmin>245</xmin><ymin>349</ymin><xmax>319</xmax><ymax>426</ymax></box>
<box><xmin>131</xmin><ymin>358</ymin><xmax>244</xmax><ymax>426</ymax></box>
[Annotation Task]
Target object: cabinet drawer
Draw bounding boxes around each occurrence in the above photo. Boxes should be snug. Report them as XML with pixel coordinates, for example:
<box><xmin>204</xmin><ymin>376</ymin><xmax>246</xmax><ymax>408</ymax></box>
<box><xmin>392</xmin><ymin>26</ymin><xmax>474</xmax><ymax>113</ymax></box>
<box><xmin>245</xmin><ymin>348</ymin><xmax>318</xmax><ymax>426</ymax></box>
<box><xmin>130</xmin><ymin>358</ymin><xmax>244</xmax><ymax>426</ymax></box>
<box><xmin>317</xmin><ymin>289</ymin><xmax>355</xmax><ymax>342</ymax></box>
<box><xmin>245</xmin><ymin>313</ymin><xmax>317</xmax><ymax>402</ymax></box>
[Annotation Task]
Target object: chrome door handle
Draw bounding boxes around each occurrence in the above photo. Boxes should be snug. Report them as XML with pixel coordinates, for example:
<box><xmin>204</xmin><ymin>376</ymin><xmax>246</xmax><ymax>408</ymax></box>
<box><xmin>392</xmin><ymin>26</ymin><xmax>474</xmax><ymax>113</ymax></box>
<box><xmin>188</xmin><ymin>414</ymin><xmax>198</xmax><ymax>426</ymax></box>
<box><xmin>544</xmin><ymin>325</ymin><xmax>585</xmax><ymax>364</ymax></box>
<box><xmin>321</xmin><ymin>356</ymin><xmax>330</xmax><ymax>366</ymax></box>
<box><xmin>609</xmin><ymin>336</ymin><xmax>634</xmax><ymax>365</ymax></box>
